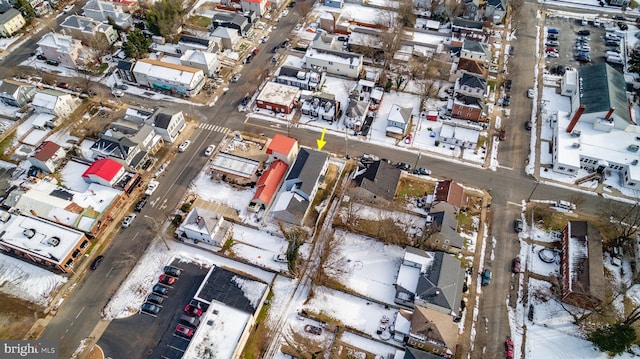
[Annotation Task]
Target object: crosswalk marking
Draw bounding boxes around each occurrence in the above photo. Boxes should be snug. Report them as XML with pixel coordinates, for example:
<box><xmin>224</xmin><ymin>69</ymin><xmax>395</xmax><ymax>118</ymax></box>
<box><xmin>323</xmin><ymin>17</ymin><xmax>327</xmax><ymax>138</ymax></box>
<box><xmin>197</xmin><ymin>123</ymin><xmax>231</xmax><ymax>133</ymax></box>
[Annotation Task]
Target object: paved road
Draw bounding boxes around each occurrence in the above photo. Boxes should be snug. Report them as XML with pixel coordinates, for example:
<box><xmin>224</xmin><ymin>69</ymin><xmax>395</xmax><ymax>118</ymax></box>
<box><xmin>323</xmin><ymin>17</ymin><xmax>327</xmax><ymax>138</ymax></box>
<box><xmin>7</xmin><ymin>0</ymin><xmax>628</xmax><ymax>357</ymax></box>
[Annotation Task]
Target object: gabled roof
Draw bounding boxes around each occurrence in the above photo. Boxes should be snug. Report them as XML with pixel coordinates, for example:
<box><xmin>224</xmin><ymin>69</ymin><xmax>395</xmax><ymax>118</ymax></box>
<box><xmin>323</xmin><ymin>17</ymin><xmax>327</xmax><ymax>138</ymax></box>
<box><xmin>81</xmin><ymin>158</ymin><xmax>123</xmax><ymax>181</ymax></box>
<box><xmin>153</xmin><ymin>110</ymin><xmax>180</xmax><ymax>129</ymax></box>
<box><xmin>0</xmin><ymin>8</ymin><xmax>21</xmax><ymax>25</ymax></box>
<box><xmin>487</xmin><ymin>0</ymin><xmax>506</xmax><ymax>10</ymax></box>
<box><xmin>387</xmin><ymin>104</ymin><xmax>412</xmax><ymax>124</ymax></box>
<box><xmin>90</xmin><ymin>135</ymin><xmax>138</xmax><ymax>161</ymax></box>
<box><xmin>462</xmin><ymin>39</ymin><xmax>489</xmax><ymax>57</ymax></box>
<box><xmin>0</xmin><ymin>79</ymin><xmax>32</xmax><ymax>97</ymax></box>
<box><xmin>212</xmin><ymin>26</ymin><xmax>239</xmax><ymax>39</ymax></box>
<box><xmin>252</xmin><ymin>160</ymin><xmax>288</xmax><ymax>205</ymax></box>
<box><xmin>434</xmin><ymin>180</ymin><xmax>466</xmax><ymax>208</ymax></box>
<box><xmin>578</xmin><ymin>63</ymin><xmax>630</xmax><ymax>123</ymax></box>
<box><xmin>459</xmin><ymin>73</ymin><xmax>487</xmax><ymax>90</ymax></box>
<box><xmin>411</xmin><ymin>306</ymin><xmax>459</xmax><ymax>354</ymax></box>
<box><xmin>415</xmin><ymin>251</ymin><xmax>464</xmax><ymax>314</ymax></box>
<box><xmin>32</xmin><ymin>89</ymin><xmax>70</xmax><ymax>110</ymax></box>
<box><xmin>117</xmin><ymin>59</ymin><xmax>134</xmax><ymax>71</ymax></box>
<box><xmin>353</xmin><ymin>160</ymin><xmax>401</xmax><ymax>201</ymax></box>
<box><xmin>32</xmin><ymin>141</ymin><xmax>62</xmax><ymax>161</ymax></box>
<box><xmin>451</xmin><ymin>17</ymin><xmax>484</xmax><ymax>30</ymax></box>
<box><xmin>285</xmin><ymin>148</ymin><xmax>328</xmax><ymax>196</ymax></box>
<box><xmin>404</xmin><ymin>347</ymin><xmax>443</xmax><ymax>359</ymax></box>
<box><xmin>457</xmin><ymin>58</ymin><xmax>487</xmax><ymax>76</ymax></box>
<box><xmin>267</xmin><ymin>134</ymin><xmax>297</xmax><ymax>157</ymax></box>
<box><xmin>563</xmin><ymin>221</ymin><xmax>605</xmax><ymax>305</ymax></box>
<box><xmin>346</xmin><ymin>99</ymin><xmax>368</xmax><ymax>118</ymax></box>
<box><xmin>428</xmin><ymin>211</ymin><xmax>464</xmax><ymax>249</ymax></box>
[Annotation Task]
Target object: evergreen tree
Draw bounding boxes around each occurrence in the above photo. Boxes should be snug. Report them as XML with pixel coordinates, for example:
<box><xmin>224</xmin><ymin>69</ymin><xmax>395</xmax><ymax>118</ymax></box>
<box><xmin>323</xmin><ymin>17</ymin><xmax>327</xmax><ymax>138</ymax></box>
<box><xmin>14</xmin><ymin>0</ymin><xmax>35</xmax><ymax>20</ymax></box>
<box><xmin>589</xmin><ymin>323</ymin><xmax>636</xmax><ymax>355</ymax></box>
<box><xmin>146</xmin><ymin>0</ymin><xmax>183</xmax><ymax>38</ymax></box>
<box><xmin>122</xmin><ymin>29</ymin><xmax>151</xmax><ymax>59</ymax></box>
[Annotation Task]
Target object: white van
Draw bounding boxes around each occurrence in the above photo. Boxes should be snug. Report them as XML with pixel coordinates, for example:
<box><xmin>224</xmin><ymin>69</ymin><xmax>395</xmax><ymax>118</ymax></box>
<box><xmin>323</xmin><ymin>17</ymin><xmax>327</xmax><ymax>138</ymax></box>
<box><xmin>581</xmin><ymin>17</ymin><xmax>587</xmax><ymax>26</ymax></box>
<box><xmin>593</xmin><ymin>18</ymin><xmax>600</xmax><ymax>27</ymax></box>
<box><xmin>606</xmin><ymin>50</ymin><xmax>621</xmax><ymax>58</ymax></box>
<box><xmin>554</xmin><ymin>200</ymin><xmax>576</xmax><ymax>211</ymax></box>
<box><xmin>607</xmin><ymin>55</ymin><xmax>623</xmax><ymax>64</ymax></box>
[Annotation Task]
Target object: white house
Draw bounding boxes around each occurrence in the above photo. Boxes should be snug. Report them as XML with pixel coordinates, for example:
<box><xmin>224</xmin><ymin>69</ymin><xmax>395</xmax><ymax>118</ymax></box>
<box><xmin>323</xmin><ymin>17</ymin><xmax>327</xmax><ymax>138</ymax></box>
<box><xmin>386</xmin><ymin>104</ymin><xmax>412</xmax><ymax>138</ymax></box>
<box><xmin>303</xmin><ymin>32</ymin><xmax>363</xmax><ymax>79</ymax></box>
<box><xmin>179</xmin><ymin>50</ymin><xmax>221</xmax><ymax>78</ymax></box>
<box><xmin>60</xmin><ymin>15</ymin><xmax>118</xmax><ymax>46</ymax></box>
<box><xmin>82</xmin><ymin>0</ymin><xmax>133</xmax><ymax>28</ymax></box>
<box><xmin>240</xmin><ymin>0</ymin><xmax>268</xmax><ymax>16</ymax></box>
<box><xmin>150</xmin><ymin>110</ymin><xmax>186</xmax><ymax>143</ymax></box>
<box><xmin>37</xmin><ymin>32</ymin><xmax>92</xmax><ymax>69</ymax></box>
<box><xmin>132</xmin><ymin>58</ymin><xmax>206</xmax><ymax>97</ymax></box>
<box><xmin>460</xmin><ymin>39</ymin><xmax>490</xmax><ymax>63</ymax></box>
<box><xmin>439</xmin><ymin>122</ymin><xmax>481</xmax><ymax>149</ymax></box>
<box><xmin>31</xmin><ymin>89</ymin><xmax>78</xmax><ymax>119</ymax></box>
<box><xmin>176</xmin><ymin>207</ymin><xmax>233</xmax><ymax>246</ymax></box>
<box><xmin>28</xmin><ymin>141</ymin><xmax>66</xmax><ymax>173</ymax></box>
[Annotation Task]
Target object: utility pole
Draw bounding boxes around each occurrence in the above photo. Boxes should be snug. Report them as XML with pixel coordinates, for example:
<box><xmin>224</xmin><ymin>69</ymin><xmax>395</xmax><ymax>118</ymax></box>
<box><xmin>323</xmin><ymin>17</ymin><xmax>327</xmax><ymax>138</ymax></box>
<box><xmin>144</xmin><ymin>215</ymin><xmax>170</xmax><ymax>251</ymax></box>
<box><xmin>527</xmin><ymin>180</ymin><xmax>540</xmax><ymax>202</ymax></box>
<box><xmin>413</xmin><ymin>151</ymin><xmax>421</xmax><ymax>171</ymax></box>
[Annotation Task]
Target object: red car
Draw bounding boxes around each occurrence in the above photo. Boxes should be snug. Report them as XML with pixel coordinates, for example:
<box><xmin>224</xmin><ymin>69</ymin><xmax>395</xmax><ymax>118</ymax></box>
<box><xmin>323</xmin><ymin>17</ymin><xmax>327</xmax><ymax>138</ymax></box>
<box><xmin>252</xmin><ymin>48</ymin><xmax>259</xmax><ymax>55</ymax></box>
<box><xmin>498</xmin><ymin>129</ymin><xmax>506</xmax><ymax>141</ymax></box>
<box><xmin>175</xmin><ymin>324</ymin><xmax>194</xmax><ymax>338</ymax></box>
<box><xmin>159</xmin><ymin>274</ymin><xmax>176</xmax><ymax>285</ymax></box>
<box><xmin>505</xmin><ymin>338</ymin><xmax>514</xmax><ymax>359</ymax></box>
<box><xmin>545</xmin><ymin>47</ymin><xmax>558</xmax><ymax>53</ymax></box>
<box><xmin>185</xmin><ymin>304</ymin><xmax>203</xmax><ymax>316</ymax></box>
<box><xmin>512</xmin><ymin>257</ymin><xmax>521</xmax><ymax>273</ymax></box>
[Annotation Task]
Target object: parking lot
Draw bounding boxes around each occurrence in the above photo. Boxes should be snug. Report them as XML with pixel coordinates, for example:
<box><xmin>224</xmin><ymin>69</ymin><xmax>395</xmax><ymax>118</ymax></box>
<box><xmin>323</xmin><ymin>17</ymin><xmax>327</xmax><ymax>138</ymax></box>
<box><xmin>98</xmin><ymin>261</ymin><xmax>209</xmax><ymax>359</ymax></box>
<box><xmin>544</xmin><ymin>14</ymin><xmax>624</xmax><ymax>70</ymax></box>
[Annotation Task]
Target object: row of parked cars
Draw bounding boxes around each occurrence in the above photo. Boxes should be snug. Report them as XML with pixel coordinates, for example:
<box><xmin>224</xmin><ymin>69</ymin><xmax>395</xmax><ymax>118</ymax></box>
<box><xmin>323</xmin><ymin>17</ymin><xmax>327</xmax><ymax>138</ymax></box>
<box><xmin>140</xmin><ymin>266</ymin><xmax>183</xmax><ymax>316</ymax></box>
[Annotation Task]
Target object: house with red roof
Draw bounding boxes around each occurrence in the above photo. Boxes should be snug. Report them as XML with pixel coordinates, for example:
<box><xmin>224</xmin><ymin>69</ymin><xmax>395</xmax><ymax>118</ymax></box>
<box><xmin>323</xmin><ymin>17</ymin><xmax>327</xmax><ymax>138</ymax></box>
<box><xmin>248</xmin><ymin>160</ymin><xmax>288</xmax><ymax>212</ymax></box>
<box><xmin>28</xmin><ymin>141</ymin><xmax>66</xmax><ymax>173</ymax></box>
<box><xmin>241</xmin><ymin>0</ymin><xmax>269</xmax><ymax>17</ymax></box>
<box><xmin>81</xmin><ymin>158</ymin><xmax>125</xmax><ymax>187</ymax></box>
<box><xmin>433</xmin><ymin>180</ymin><xmax>468</xmax><ymax>211</ymax></box>
<box><xmin>266</xmin><ymin>134</ymin><xmax>299</xmax><ymax>165</ymax></box>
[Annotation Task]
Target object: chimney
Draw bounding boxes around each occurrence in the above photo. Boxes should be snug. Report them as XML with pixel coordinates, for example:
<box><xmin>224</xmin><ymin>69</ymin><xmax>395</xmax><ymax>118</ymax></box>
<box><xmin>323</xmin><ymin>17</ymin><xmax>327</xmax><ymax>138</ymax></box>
<box><xmin>566</xmin><ymin>105</ymin><xmax>586</xmax><ymax>133</ymax></box>
<box><xmin>604</xmin><ymin>107</ymin><xmax>615</xmax><ymax>120</ymax></box>
<box><xmin>30</xmin><ymin>209</ymin><xmax>38</xmax><ymax>217</ymax></box>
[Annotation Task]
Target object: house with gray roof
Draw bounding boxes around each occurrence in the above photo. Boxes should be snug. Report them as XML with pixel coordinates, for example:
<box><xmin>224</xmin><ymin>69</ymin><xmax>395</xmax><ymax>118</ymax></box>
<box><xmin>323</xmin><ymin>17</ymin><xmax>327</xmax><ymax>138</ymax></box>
<box><xmin>271</xmin><ymin>148</ymin><xmax>329</xmax><ymax>225</ymax></box>
<box><xmin>344</xmin><ymin>97</ymin><xmax>369</xmax><ymax>131</ymax></box>
<box><xmin>300</xmin><ymin>92</ymin><xmax>338</xmax><ymax>122</ymax></box>
<box><xmin>275</xmin><ymin>65</ymin><xmax>324</xmax><ymax>91</ymax></box>
<box><xmin>211</xmin><ymin>12</ymin><xmax>252</xmax><ymax>37</ymax></box>
<box><xmin>0</xmin><ymin>79</ymin><xmax>35</xmax><ymax>107</ymax></box>
<box><xmin>485</xmin><ymin>0</ymin><xmax>507</xmax><ymax>23</ymax></box>
<box><xmin>151</xmin><ymin>110</ymin><xmax>185</xmax><ymax>143</ymax></box>
<box><xmin>178</xmin><ymin>34</ymin><xmax>220</xmax><ymax>54</ymax></box>
<box><xmin>304</xmin><ymin>31</ymin><xmax>363</xmax><ymax>79</ymax></box>
<box><xmin>575</xmin><ymin>63</ymin><xmax>630</xmax><ymax>130</ymax></box>
<box><xmin>60</xmin><ymin>15</ymin><xmax>117</xmax><ymax>46</ymax></box>
<box><xmin>451</xmin><ymin>73</ymin><xmax>486</xmax><ymax>122</ymax></box>
<box><xmin>180</xmin><ymin>49</ymin><xmax>220</xmax><ymax>78</ymax></box>
<box><xmin>451</xmin><ymin>18</ymin><xmax>484</xmax><ymax>41</ymax></box>
<box><xmin>212</xmin><ymin>26</ymin><xmax>241</xmax><ymax>50</ymax></box>
<box><xmin>386</xmin><ymin>104</ymin><xmax>412</xmax><ymax>138</ymax></box>
<box><xmin>82</xmin><ymin>0</ymin><xmax>132</xmax><ymax>28</ymax></box>
<box><xmin>460</xmin><ymin>39</ymin><xmax>490</xmax><ymax>63</ymax></box>
<box><xmin>350</xmin><ymin>160</ymin><xmax>401</xmax><ymax>203</ymax></box>
<box><xmin>403</xmin><ymin>347</ymin><xmax>444</xmax><ymax>359</ymax></box>
<box><xmin>176</xmin><ymin>206</ymin><xmax>233</xmax><ymax>246</ymax></box>
<box><xmin>425</xmin><ymin>211</ymin><xmax>464</xmax><ymax>254</ymax></box>
<box><xmin>394</xmin><ymin>248</ymin><xmax>465</xmax><ymax>316</ymax></box>
<box><xmin>0</xmin><ymin>8</ymin><xmax>26</xmax><ymax>37</ymax></box>
<box><xmin>90</xmin><ymin>133</ymin><xmax>148</xmax><ymax>169</ymax></box>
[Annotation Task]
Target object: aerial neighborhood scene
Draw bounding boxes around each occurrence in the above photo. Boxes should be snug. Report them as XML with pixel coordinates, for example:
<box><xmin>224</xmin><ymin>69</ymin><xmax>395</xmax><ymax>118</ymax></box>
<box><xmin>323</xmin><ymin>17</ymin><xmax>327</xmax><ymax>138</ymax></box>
<box><xmin>5</xmin><ymin>0</ymin><xmax>640</xmax><ymax>357</ymax></box>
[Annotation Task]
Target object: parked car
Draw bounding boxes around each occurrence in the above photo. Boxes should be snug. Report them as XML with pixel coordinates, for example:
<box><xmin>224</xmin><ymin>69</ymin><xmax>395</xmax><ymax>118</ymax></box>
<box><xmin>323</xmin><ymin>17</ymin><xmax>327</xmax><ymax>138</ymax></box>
<box><xmin>606</xmin><ymin>40</ymin><xmax>621</xmax><ymax>46</ymax></box>
<box><xmin>57</xmin><ymin>82</ymin><xmax>70</xmax><ymax>89</ymax></box>
<box><xmin>146</xmin><ymin>293</ymin><xmax>165</xmax><ymax>305</ymax></box>
<box><xmin>505</xmin><ymin>338</ymin><xmax>514</xmax><ymax>359</ymax></box>
<box><xmin>545</xmin><ymin>41</ymin><xmax>559</xmax><ymax>47</ymax></box>
<box><xmin>122</xmin><ymin>213</ymin><xmax>136</xmax><ymax>228</ymax></box>
<box><xmin>159</xmin><ymin>274</ymin><xmax>176</xmax><ymax>285</ymax></box>
<box><xmin>502</xmin><ymin>95</ymin><xmax>511</xmax><ymax>107</ymax></box>
<box><xmin>288</xmin><ymin>1</ymin><xmax>296</xmax><ymax>7</ymax></box>
<box><xmin>243</xmin><ymin>54</ymin><xmax>253</xmax><ymax>64</ymax></box>
<box><xmin>545</xmin><ymin>47</ymin><xmax>558</xmax><ymax>53</ymax></box>
<box><xmin>304</xmin><ymin>324</ymin><xmax>322</xmax><ymax>335</ymax></box>
<box><xmin>577</xmin><ymin>29</ymin><xmax>591</xmax><ymax>36</ymax></box>
<box><xmin>175</xmin><ymin>324</ymin><xmax>194</xmax><ymax>338</ymax></box>
<box><xmin>230</xmin><ymin>73</ymin><xmax>241</xmax><ymax>83</ymax></box>
<box><xmin>413</xmin><ymin>167</ymin><xmax>432</xmax><ymax>176</ymax></box>
<box><xmin>618</xmin><ymin>21</ymin><xmax>629</xmax><ymax>30</ymax></box>
<box><xmin>252</xmin><ymin>47</ymin><xmax>260</xmax><ymax>55</ymax></box>
<box><xmin>204</xmin><ymin>145</ymin><xmax>216</xmax><ymax>156</ymax></box>
<box><xmin>575</xmin><ymin>45</ymin><xmax>591</xmax><ymax>52</ymax></box>
<box><xmin>180</xmin><ymin>314</ymin><xmax>201</xmax><ymax>328</ymax></box>
<box><xmin>547</xmin><ymin>28</ymin><xmax>559</xmax><ymax>34</ymax></box>
<box><xmin>112</xmin><ymin>89</ymin><xmax>124</xmax><ymax>97</ymax></box>
<box><xmin>545</xmin><ymin>51</ymin><xmax>559</xmax><ymax>58</ymax></box>
<box><xmin>145</xmin><ymin>180</ymin><xmax>159</xmax><ymax>196</ymax></box>
<box><xmin>62</xmin><ymin>4</ymin><xmax>74</xmax><ymax>13</ymax></box>
<box><xmin>396</xmin><ymin>162</ymin><xmax>411</xmax><ymax>171</ymax></box>
<box><xmin>360</xmin><ymin>153</ymin><xmax>380</xmax><ymax>163</ymax></box>
<box><xmin>606</xmin><ymin>55</ymin><xmax>623</xmax><ymax>64</ymax></box>
<box><xmin>185</xmin><ymin>303</ymin><xmax>204</xmax><ymax>316</ymax></box>
<box><xmin>259</xmin><ymin>36</ymin><xmax>269</xmax><ymax>44</ymax></box>
<box><xmin>505</xmin><ymin>79</ymin><xmax>512</xmax><ymax>91</ymax></box>
<box><xmin>498</xmin><ymin>129</ymin><xmax>506</xmax><ymax>141</ymax></box>
<box><xmin>163</xmin><ymin>266</ymin><xmax>183</xmax><ymax>277</ymax></box>
<box><xmin>134</xmin><ymin>196</ymin><xmax>148</xmax><ymax>212</ymax></box>
<box><xmin>115</xmin><ymin>84</ymin><xmax>128</xmax><ymax>90</ymax></box>
<box><xmin>273</xmin><ymin>254</ymin><xmax>288</xmax><ymax>263</ymax></box>
<box><xmin>481</xmin><ymin>269</ymin><xmax>492</xmax><ymax>286</ymax></box>
<box><xmin>178</xmin><ymin>140</ymin><xmax>191</xmax><ymax>152</ymax></box>
<box><xmin>547</xmin><ymin>34</ymin><xmax>558</xmax><ymax>41</ymax></box>
<box><xmin>512</xmin><ymin>257</ymin><xmax>522</xmax><ymax>273</ymax></box>
<box><xmin>152</xmin><ymin>284</ymin><xmax>170</xmax><ymax>296</ymax></box>
<box><xmin>91</xmin><ymin>255</ymin><xmax>104</xmax><ymax>270</ymax></box>
<box><xmin>141</xmin><ymin>302</ymin><xmax>161</xmax><ymax>315</ymax></box>
<box><xmin>525</xmin><ymin>121</ymin><xmax>532</xmax><ymax>130</ymax></box>
<box><xmin>281</xmin><ymin>9</ymin><xmax>289</xmax><ymax>17</ymax></box>
<box><xmin>514</xmin><ymin>219</ymin><xmax>524</xmax><ymax>232</ymax></box>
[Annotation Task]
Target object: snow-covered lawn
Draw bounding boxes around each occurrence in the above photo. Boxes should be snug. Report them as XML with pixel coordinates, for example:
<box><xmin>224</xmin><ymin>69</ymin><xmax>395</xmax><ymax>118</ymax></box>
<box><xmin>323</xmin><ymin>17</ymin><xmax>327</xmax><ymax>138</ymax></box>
<box><xmin>190</xmin><ymin>171</ymin><xmax>255</xmax><ymax>220</ymax></box>
<box><xmin>303</xmin><ymin>286</ymin><xmax>398</xmax><ymax>338</ymax></box>
<box><xmin>326</xmin><ymin>230</ymin><xmax>404</xmax><ymax>304</ymax></box>
<box><xmin>527</xmin><ymin>244</ymin><xmax>561</xmax><ymax>277</ymax></box>
<box><xmin>0</xmin><ymin>253</ymin><xmax>67</xmax><ymax>306</ymax></box>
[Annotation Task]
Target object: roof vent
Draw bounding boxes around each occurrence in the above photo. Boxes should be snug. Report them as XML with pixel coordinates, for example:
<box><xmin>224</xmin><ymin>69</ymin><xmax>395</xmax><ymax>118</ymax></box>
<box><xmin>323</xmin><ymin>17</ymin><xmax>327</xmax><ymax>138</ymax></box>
<box><xmin>23</xmin><ymin>228</ymin><xmax>35</xmax><ymax>238</ymax></box>
<box><xmin>570</xmin><ymin>130</ymin><xmax>581</xmax><ymax>137</ymax></box>
<box><xmin>628</xmin><ymin>144</ymin><xmax>640</xmax><ymax>153</ymax></box>
<box><xmin>633</xmin><ymin>159</ymin><xmax>639</xmax><ymax>165</ymax></box>
<box><xmin>572</xmin><ymin>143</ymin><xmax>581</xmax><ymax>148</ymax></box>
<box><xmin>47</xmin><ymin>236</ymin><xmax>60</xmax><ymax>247</ymax></box>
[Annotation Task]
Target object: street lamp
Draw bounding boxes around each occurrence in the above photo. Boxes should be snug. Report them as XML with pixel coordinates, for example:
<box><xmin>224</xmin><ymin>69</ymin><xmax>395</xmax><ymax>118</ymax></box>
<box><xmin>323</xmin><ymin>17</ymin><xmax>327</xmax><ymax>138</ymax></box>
<box><xmin>144</xmin><ymin>215</ymin><xmax>170</xmax><ymax>251</ymax></box>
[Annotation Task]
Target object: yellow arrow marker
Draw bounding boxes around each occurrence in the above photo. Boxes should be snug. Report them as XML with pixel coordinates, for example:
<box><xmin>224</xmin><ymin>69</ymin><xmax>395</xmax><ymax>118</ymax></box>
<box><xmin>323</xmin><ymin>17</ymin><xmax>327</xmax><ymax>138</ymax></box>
<box><xmin>316</xmin><ymin>127</ymin><xmax>327</xmax><ymax>150</ymax></box>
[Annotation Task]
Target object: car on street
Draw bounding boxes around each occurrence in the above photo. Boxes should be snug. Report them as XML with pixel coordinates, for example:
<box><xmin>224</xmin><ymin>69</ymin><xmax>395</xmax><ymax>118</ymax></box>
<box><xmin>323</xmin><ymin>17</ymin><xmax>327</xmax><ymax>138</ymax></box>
<box><xmin>502</xmin><ymin>95</ymin><xmax>511</xmax><ymax>107</ymax></box>
<box><xmin>112</xmin><ymin>89</ymin><xmax>124</xmax><ymax>97</ymax></box>
<box><xmin>512</xmin><ymin>257</ymin><xmax>521</xmax><ymax>273</ymax></box>
<box><xmin>122</xmin><ymin>213</ymin><xmax>136</xmax><ymax>228</ymax></box>
<box><xmin>57</xmin><ymin>82</ymin><xmax>70</xmax><ymax>89</ymax></box>
<box><xmin>505</xmin><ymin>79</ymin><xmax>512</xmax><ymax>91</ymax></box>
<box><xmin>527</xmin><ymin>88</ymin><xmax>535</xmax><ymax>99</ymax></box>
<box><xmin>259</xmin><ymin>36</ymin><xmax>269</xmax><ymax>44</ymax></box>
<box><xmin>514</xmin><ymin>218</ymin><xmax>524</xmax><ymax>232</ymax></box>
<box><xmin>204</xmin><ymin>145</ymin><xmax>216</xmax><ymax>156</ymax></box>
<box><xmin>545</xmin><ymin>47</ymin><xmax>558</xmax><ymax>53</ymax></box>
<box><xmin>525</xmin><ymin>121</ymin><xmax>532</xmax><ymax>130</ymax></box>
<box><xmin>153</xmin><ymin>162</ymin><xmax>167</xmax><ymax>178</ymax></box>
<box><xmin>230</xmin><ymin>73</ymin><xmax>241</xmax><ymax>83</ymax></box>
<box><xmin>547</xmin><ymin>34</ymin><xmax>558</xmax><ymax>41</ymax></box>
<box><xmin>159</xmin><ymin>274</ymin><xmax>176</xmax><ymax>285</ymax></box>
<box><xmin>271</xmin><ymin>46</ymin><xmax>279</xmax><ymax>53</ymax></box>
<box><xmin>141</xmin><ymin>302</ymin><xmax>161</xmax><ymax>315</ymax></box>
<box><xmin>178</xmin><ymin>140</ymin><xmax>191</xmax><ymax>152</ymax></box>
<box><xmin>146</xmin><ymin>293</ymin><xmax>165</xmax><ymax>305</ymax></box>
<box><xmin>145</xmin><ymin>180</ymin><xmax>159</xmax><ymax>196</ymax></box>
<box><xmin>396</xmin><ymin>162</ymin><xmax>411</xmax><ymax>171</ymax></box>
<box><xmin>481</xmin><ymin>269</ymin><xmax>492</xmax><ymax>286</ymax></box>
<box><xmin>134</xmin><ymin>196</ymin><xmax>148</xmax><ymax>212</ymax></box>
<box><xmin>185</xmin><ymin>303</ymin><xmax>204</xmax><ymax>316</ymax></box>
<box><xmin>163</xmin><ymin>266</ymin><xmax>182</xmax><ymax>277</ymax></box>
<box><xmin>505</xmin><ymin>338</ymin><xmax>514</xmax><ymax>359</ymax></box>
<box><xmin>91</xmin><ymin>255</ymin><xmax>104</xmax><ymax>270</ymax></box>
<box><xmin>498</xmin><ymin>129</ymin><xmax>506</xmax><ymax>141</ymax></box>
<box><xmin>281</xmin><ymin>9</ymin><xmax>289</xmax><ymax>17</ymax></box>
<box><xmin>114</xmin><ymin>84</ymin><xmax>128</xmax><ymax>90</ymax></box>
<box><xmin>413</xmin><ymin>167</ymin><xmax>431</xmax><ymax>176</ymax></box>
<box><xmin>175</xmin><ymin>324</ymin><xmax>194</xmax><ymax>338</ymax></box>
<box><xmin>360</xmin><ymin>153</ymin><xmax>379</xmax><ymax>163</ymax></box>
<box><xmin>152</xmin><ymin>284</ymin><xmax>170</xmax><ymax>296</ymax></box>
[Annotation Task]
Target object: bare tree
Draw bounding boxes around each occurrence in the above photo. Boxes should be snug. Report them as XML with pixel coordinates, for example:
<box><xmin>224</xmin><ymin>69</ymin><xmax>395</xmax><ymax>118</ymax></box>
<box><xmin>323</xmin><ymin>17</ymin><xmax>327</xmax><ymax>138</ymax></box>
<box><xmin>397</xmin><ymin>0</ymin><xmax>417</xmax><ymax>27</ymax></box>
<box><xmin>90</xmin><ymin>35</ymin><xmax>114</xmax><ymax>60</ymax></box>
<box><xmin>600</xmin><ymin>200</ymin><xmax>640</xmax><ymax>241</ymax></box>
<box><xmin>429</xmin><ymin>0</ymin><xmax>447</xmax><ymax>17</ymax></box>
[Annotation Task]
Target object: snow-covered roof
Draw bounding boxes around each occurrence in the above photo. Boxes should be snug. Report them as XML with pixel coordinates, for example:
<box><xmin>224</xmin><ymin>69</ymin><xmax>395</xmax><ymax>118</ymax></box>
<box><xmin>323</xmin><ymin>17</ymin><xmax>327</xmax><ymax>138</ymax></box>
<box><xmin>133</xmin><ymin>58</ymin><xmax>203</xmax><ymax>86</ymax></box>
<box><xmin>210</xmin><ymin>152</ymin><xmax>260</xmax><ymax>178</ymax></box>
<box><xmin>37</xmin><ymin>32</ymin><xmax>80</xmax><ymax>53</ymax></box>
<box><xmin>440</xmin><ymin>122</ymin><xmax>481</xmax><ymax>143</ymax></box>
<box><xmin>0</xmin><ymin>211</ymin><xmax>86</xmax><ymax>266</ymax></box>
<box><xmin>32</xmin><ymin>89</ymin><xmax>69</xmax><ymax>111</ymax></box>
<box><xmin>387</xmin><ymin>104</ymin><xmax>412</xmax><ymax>124</ymax></box>
<box><xmin>180</xmin><ymin>49</ymin><xmax>218</xmax><ymax>66</ymax></box>
<box><xmin>256</xmin><ymin>82</ymin><xmax>300</xmax><ymax>107</ymax></box>
<box><xmin>31</xmin><ymin>113</ymin><xmax>55</xmax><ymax>128</ymax></box>
<box><xmin>182</xmin><ymin>304</ymin><xmax>250</xmax><ymax>359</ymax></box>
